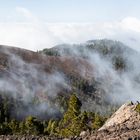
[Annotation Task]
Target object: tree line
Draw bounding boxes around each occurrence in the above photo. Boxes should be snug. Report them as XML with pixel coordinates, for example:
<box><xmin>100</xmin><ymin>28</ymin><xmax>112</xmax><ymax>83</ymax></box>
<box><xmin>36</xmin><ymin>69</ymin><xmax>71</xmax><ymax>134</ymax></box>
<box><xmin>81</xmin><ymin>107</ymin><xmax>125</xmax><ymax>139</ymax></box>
<box><xmin>0</xmin><ymin>94</ymin><xmax>106</xmax><ymax>137</ymax></box>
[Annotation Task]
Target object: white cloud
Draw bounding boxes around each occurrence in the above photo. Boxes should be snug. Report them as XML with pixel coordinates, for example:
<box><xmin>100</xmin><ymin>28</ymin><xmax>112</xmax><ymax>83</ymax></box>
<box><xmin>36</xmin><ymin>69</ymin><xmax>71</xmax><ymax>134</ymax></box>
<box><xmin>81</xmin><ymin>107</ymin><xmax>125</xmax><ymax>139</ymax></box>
<box><xmin>120</xmin><ymin>17</ymin><xmax>140</xmax><ymax>32</ymax></box>
<box><xmin>1</xmin><ymin>7</ymin><xmax>140</xmax><ymax>51</ymax></box>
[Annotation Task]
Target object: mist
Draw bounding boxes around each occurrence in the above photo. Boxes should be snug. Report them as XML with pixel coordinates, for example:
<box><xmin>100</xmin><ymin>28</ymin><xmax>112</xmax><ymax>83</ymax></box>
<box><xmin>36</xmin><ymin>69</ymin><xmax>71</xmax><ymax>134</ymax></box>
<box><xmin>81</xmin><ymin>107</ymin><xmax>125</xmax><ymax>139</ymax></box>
<box><xmin>1</xmin><ymin>8</ymin><xmax>140</xmax><ymax>52</ymax></box>
<box><xmin>0</xmin><ymin>46</ymin><xmax>72</xmax><ymax>119</ymax></box>
<box><xmin>0</xmin><ymin>38</ymin><xmax>140</xmax><ymax>120</ymax></box>
<box><xmin>52</xmin><ymin>40</ymin><xmax>140</xmax><ymax>105</ymax></box>
<box><xmin>0</xmin><ymin>7</ymin><xmax>140</xmax><ymax>118</ymax></box>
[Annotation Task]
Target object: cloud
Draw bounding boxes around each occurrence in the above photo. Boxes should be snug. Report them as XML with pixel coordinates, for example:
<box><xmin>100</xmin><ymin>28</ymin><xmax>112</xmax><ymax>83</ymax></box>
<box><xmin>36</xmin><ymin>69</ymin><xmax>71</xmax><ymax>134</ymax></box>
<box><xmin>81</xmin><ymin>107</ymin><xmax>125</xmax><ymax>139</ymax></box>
<box><xmin>1</xmin><ymin>7</ymin><xmax>140</xmax><ymax>51</ymax></box>
<box><xmin>120</xmin><ymin>17</ymin><xmax>140</xmax><ymax>32</ymax></box>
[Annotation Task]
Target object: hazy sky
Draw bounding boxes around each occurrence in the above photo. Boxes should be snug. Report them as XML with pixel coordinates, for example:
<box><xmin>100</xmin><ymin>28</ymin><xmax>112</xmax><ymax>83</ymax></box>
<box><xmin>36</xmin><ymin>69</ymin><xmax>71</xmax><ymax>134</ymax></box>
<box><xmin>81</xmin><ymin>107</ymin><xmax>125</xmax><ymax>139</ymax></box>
<box><xmin>0</xmin><ymin>0</ymin><xmax>139</xmax><ymax>23</ymax></box>
<box><xmin>0</xmin><ymin>0</ymin><xmax>140</xmax><ymax>51</ymax></box>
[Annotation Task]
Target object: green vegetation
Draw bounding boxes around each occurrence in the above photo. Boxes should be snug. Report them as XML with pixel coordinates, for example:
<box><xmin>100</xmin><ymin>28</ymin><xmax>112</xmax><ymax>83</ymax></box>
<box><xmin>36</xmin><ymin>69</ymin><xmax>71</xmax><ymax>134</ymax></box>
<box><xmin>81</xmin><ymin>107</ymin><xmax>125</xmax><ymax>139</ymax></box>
<box><xmin>0</xmin><ymin>94</ymin><xmax>106</xmax><ymax>137</ymax></box>
<box><xmin>112</xmin><ymin>56</ymin><xmax>126</xmax><ymax>70</ymax></box>
<box><xmin>58</xmin><ymin>94</ymin><xmax>83</xmax><ymax>137</ymax></box>
<box><xmin>41</xmin><ymin>49</ymin><xmax>59</xmax><ymax>56</ymax></box>
<box><xmin>92</xmin><ymin>114</ymin><xmax>106</xmax><ymax>130</ymax></box>
<box><xmin>135</xmin><ymin>103</ymin><xmax>140</xmax><ymax>113</ymax></box>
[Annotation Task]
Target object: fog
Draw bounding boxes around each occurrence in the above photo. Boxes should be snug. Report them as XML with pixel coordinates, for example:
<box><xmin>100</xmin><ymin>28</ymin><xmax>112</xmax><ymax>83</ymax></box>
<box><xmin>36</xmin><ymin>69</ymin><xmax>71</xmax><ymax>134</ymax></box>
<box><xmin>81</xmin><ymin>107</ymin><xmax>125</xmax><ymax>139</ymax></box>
<box><xmin>0</xmin><ymin>8</ymin><xmax>140</xmax><ymax>118</ymax></box>
<box><xmin>52</xmin><ymin>41</ymin><xmax>140</xmax><ymax>104</ymax></box>
<box><xmin>1</xmin><ymin>9</ymin><xmax>140</xmax><ymax>52</ymax></box>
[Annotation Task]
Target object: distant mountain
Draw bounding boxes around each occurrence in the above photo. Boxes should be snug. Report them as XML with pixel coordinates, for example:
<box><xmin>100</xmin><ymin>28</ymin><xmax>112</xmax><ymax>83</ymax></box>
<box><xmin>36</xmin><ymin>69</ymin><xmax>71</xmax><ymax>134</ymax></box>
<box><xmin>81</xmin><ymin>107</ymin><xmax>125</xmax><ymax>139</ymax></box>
<box><xmin>41</xmin><ymin>39</ymin><xmax>136</xmax><ymax>71</ymax></box>
<box><xmin>42</xmin><ymin>39</ymin><xmax>136</xmax><ymax>57</ymax></box>
<box><xmin>0</xmin><ymin>39</ymin><xmax>139</xmax><ymax>120</ymax></box>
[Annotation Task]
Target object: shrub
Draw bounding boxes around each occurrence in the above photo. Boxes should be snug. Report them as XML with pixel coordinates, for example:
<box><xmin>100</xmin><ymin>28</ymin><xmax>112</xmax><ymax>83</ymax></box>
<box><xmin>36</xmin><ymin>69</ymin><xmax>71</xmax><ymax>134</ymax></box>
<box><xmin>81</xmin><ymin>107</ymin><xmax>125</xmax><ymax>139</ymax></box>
<box><xmin>19</xmin><ymin>116</ymin><xmax>44</xmax><ymax>135</ymax></box>
<box><xmin>44</xmin><ymin>120</ymin><xmax>58</xmax><ymax>136</ymax></box>
<box><xmin>135</xmin><ymin>103</ymin><xmax>140</xmax><ymax>113</ymax></box>
<box><xmin>8</xmin><ymin>119</ymin><xmax>19</xmax><ymax>134</ymax></box>
<box><xmin>92</xmin><ymin>114</ymin><xmax>106</xmax><ymax>130</ymax></box>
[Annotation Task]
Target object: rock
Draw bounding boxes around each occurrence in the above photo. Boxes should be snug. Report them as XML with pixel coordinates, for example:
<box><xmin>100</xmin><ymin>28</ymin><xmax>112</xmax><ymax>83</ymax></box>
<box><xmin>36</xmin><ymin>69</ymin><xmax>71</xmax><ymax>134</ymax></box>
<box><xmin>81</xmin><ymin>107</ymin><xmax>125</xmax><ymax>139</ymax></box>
<box><xmin>79</xmin><ymin>131</ymin><xmax>87</xmax><ymax>137</ymax></box>
<box><xmin>80</xmin><ymin>102</ymin><xmax>140</xmax><ymax>140</ymax></box>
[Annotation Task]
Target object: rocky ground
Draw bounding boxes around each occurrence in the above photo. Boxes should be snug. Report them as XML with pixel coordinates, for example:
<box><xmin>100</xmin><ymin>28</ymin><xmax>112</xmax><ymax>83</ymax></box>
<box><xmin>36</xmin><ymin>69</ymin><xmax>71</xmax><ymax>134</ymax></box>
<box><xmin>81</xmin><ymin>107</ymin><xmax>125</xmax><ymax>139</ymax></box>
<box><xmin>79</xmin><ymin>102</ymin><xmax>140</xmax><ymax>140</ymax></box>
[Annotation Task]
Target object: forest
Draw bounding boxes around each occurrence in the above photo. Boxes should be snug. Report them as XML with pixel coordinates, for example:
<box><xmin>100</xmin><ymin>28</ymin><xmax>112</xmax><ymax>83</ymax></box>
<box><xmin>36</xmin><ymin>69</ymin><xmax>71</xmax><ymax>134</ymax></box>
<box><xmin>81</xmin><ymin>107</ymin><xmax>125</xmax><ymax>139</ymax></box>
<box><xmin>0</xmin><ymin>94</ymin><xmax>106</xmax><ymax>137</ymax></box>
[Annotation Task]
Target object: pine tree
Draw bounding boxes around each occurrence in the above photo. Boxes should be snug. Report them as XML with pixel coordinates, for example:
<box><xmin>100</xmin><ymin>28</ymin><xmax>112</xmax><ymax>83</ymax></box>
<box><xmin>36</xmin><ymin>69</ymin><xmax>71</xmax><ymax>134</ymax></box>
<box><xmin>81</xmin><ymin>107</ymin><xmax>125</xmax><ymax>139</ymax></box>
<box><xmin>58</xmin><ymin>94</ymin><xmax>84</xmax><ymax>137</ymax></box>
<box><xmin>20</xmin><ymin>116</ymin><xmax>44</xmax><ymax>135</ymax></box>
<box><xmin>8</xmin><ymin>119</ymin><xmax>19</xmax><ymax>134</ymax></box>
<box><xmin>44</xmin><ymin>120</ymin><xmax>58</xmax><ymax>136</ymax></box>
<box><xmin>92</xmin><ymin>114</ymin><xmax>105</xmax><ymax>130</ymax></box>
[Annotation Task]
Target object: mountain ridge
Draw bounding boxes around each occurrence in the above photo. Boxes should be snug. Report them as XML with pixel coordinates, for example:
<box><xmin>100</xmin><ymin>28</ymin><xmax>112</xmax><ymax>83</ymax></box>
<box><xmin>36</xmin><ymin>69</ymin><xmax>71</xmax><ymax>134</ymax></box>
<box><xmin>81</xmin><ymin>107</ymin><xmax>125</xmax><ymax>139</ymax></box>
<box><xmin>0</xmin><ymin>39</ymin><xmax>139</xmax><ymax>119</ymax></box>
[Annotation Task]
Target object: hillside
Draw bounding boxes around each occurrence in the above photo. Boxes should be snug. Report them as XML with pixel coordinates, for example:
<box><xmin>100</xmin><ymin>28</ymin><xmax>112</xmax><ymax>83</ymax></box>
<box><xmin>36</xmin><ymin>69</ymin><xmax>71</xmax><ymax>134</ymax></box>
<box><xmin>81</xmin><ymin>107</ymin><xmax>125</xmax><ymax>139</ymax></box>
<box><xmin>0</xmin><ymin>39</ymin><xmax>140</xmax><ymax>138</ymax></box>
<box><xmin>0</xmin><ymin>45</ymin><xmax>94</xmax><ymax>119</ymax></box>
<box><xmin>0</xmin><ymin>39</ymin><xmax>139</xmax><ymax>119</ymax></box>
<box><xmin>41</xmin><ymin>39</ymin><xmax>140</xmax><ymax>103</ymax></box>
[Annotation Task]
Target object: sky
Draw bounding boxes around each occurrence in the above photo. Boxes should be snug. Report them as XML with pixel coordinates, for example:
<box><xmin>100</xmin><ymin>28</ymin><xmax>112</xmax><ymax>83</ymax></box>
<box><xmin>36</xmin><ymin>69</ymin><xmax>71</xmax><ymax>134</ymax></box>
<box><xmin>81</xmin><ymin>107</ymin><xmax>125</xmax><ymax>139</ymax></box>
<box><xmin>0</xmin><ymin>0</ymin><xmax>140</xmax><ymax>23</ymax></box>
<box><xmin>0</xmin><ymin>0</ymin><xmax>140</xmax><ymax>51</ymax></box>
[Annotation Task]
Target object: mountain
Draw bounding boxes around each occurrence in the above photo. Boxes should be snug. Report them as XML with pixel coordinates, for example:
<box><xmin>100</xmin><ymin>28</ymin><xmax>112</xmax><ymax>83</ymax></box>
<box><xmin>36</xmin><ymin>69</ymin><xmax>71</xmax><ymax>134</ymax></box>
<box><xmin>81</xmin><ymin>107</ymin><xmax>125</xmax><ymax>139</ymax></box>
<box><xmin>0</xmin><ymin>39</ymin><xmax>140</xmax><ymax>138</ymax></box>
<box><xmin>41</xmin><ymin>39</ymin><xmax>140</xmax><ymax>103</ymax></box>
<box><xmin>0</xmin><ymin>39</ymin><xmax>139</xmax><ymax>120</ymax></box>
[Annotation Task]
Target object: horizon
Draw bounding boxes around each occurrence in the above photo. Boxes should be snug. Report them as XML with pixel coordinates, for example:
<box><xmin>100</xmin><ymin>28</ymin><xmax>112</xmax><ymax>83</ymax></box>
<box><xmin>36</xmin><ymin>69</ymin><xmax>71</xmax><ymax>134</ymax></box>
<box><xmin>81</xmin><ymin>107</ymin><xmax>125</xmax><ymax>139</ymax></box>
<box><xmin>0</xmin><ymin>0</ymin><xmax>140</xmax><ymax>51</ymax></box>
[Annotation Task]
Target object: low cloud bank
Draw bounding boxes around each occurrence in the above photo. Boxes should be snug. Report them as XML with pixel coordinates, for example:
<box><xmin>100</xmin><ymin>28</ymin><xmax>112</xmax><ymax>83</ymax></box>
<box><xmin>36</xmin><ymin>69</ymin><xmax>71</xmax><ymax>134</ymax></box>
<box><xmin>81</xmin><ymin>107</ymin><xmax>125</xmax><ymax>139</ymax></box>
<box><xmin>0</xmin><ymin>7</ymin><xmax>140</xmax><ymax>51</ymax></box>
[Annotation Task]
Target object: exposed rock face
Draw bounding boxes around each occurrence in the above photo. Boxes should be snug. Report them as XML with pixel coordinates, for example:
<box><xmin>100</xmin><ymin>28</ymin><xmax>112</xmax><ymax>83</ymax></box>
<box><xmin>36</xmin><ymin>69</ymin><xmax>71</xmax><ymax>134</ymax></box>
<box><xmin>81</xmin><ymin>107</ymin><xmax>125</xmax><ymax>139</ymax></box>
<box><xmin>99</xmin><ymin>103</ymin><xmax>139</xmax><ymax>131</ymax></box>
<box><xmin>79</xmin><ymin>102</ymin><xmax>140</xmax><ymax>140</ymax></box>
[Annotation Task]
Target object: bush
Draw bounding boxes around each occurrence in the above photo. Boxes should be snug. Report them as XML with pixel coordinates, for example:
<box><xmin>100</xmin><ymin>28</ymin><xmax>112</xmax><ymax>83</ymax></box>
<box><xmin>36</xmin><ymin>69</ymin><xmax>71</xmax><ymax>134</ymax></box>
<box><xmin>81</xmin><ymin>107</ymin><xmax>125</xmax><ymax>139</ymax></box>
<box><xmin>8</xmin><ymin>119</ymin><xmax>19</xmax><ymax>134</ymax></box>
<box><xmin>44</xmin><ymin>120</ymin><xmax>58</xmax><ymax>136</ymax></box>
<box><xmin>19</xmin><ymin>116</ymin><xmax>44</xmax><ymax>135</ymax></box>
<box><xmin>0</xmin><ymin>123</ymin><xmax>12</xmax><ymax>135</ymax></box>
<box><xmin>135</xmin><ymin>103</ymin><xmax>140</xmax><ymax>113</ymax></box>
<box><xmin>92</xmin><ymin>114</ymin><xmax>106</xmax><ymax>130</ymax></box>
